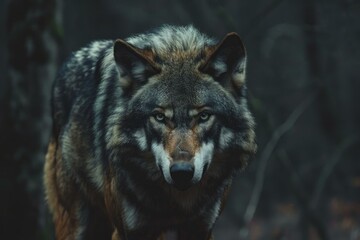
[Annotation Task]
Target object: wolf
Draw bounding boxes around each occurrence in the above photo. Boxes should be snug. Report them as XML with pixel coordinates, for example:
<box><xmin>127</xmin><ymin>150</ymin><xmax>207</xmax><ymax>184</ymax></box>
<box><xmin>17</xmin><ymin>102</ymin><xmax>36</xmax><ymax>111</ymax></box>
<box><xmin>44</xmin><ymin>25</ymin><xmax>256</xmax><ymax>240</ymax></box>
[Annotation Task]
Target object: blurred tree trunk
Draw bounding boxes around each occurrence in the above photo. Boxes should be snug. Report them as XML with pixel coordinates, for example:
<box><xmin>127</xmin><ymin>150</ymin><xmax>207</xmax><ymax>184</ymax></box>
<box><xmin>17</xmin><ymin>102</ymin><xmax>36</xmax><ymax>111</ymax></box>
<box><xmin>303</xmin><ymin>0</ymin><xmax>339</xmax><ymax>142</ymax></box>
<box><xmin>300</xmin><ymin>0</ymin><xmax>329</xmax><ymax>240</ymax></box>
<box><xmin>0</xmin><ymin>0</ymin><xmax>62</xmax><ymax>239</ymax></box>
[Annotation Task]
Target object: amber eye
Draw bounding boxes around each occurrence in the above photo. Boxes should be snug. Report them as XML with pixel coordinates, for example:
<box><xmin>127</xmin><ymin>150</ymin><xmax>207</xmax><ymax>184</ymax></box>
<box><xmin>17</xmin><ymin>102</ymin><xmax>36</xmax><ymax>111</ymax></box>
<box><xmin>199</xmin><ymin>112</ymin><xmax>211</xmax><ymax>122</ymax></box>
<box><xmin>154</xmin><ymin>113</ymin><xmax>166</xmax><ymax>122</ymax></box>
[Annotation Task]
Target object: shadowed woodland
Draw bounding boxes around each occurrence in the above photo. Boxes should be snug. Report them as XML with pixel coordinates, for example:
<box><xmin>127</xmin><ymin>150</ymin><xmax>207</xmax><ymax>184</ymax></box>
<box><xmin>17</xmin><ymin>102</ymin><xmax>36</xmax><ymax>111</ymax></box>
<box><xmin>0</xmin><ymin>0</ymin><xmax>359</xmax><ymax>239</ymax></box>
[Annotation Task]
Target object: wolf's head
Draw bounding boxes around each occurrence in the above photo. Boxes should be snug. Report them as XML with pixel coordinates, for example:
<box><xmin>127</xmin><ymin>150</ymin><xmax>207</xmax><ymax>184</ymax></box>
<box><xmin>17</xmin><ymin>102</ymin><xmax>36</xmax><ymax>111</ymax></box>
<box><xmin>112</xmin><ymin>26</ymin><xmax>256</xmax><ymax>190</ymax></box>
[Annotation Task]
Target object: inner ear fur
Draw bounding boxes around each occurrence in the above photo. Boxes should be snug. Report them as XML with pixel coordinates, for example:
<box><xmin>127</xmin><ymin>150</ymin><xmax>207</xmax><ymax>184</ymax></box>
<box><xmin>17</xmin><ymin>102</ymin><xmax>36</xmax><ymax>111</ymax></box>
<box><xmin>200</xmin><ymin>32</ymin><xmax>247</xmax><ymax>90</ymax></box>
<box><xmin>113</xmin><ymin>39</ymin><xmax>160</xmax><ymax>85</ymax></box>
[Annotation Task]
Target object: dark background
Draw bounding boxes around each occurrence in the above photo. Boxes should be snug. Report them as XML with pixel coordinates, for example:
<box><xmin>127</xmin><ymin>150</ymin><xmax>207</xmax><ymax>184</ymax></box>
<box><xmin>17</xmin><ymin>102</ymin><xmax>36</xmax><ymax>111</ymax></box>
<box><xmin>1</xmin><ymin>0</ymin><xmax>359</xmax><ymax>239</ymax></box>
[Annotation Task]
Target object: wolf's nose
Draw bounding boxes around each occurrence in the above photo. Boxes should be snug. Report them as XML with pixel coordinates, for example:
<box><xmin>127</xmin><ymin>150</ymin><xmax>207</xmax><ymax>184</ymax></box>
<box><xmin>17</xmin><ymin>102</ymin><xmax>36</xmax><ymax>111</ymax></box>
<box><xmin>170</xmin><ymin>162</ymin><xmax>194</xmax><ymax>191</ymax></box>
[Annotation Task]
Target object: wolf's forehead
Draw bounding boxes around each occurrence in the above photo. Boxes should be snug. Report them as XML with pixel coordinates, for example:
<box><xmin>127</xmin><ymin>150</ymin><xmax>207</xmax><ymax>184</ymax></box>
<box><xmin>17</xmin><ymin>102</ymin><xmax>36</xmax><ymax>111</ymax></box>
<box><xmin>153</xmin><ymin>91</ymin><xmax>202</xmax><ymax>108</ymax></box>
<box><xmin>155</xmin><ymin>76</ymin><xmax>209</xmax><ymax>104</ymax></box>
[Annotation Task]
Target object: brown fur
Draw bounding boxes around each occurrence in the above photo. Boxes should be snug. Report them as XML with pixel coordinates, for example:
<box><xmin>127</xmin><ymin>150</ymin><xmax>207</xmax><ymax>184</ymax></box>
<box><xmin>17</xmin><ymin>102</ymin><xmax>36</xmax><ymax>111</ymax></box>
<box><xmin>44</xmin><ymin>139</ymin><xmax>81</xmax><ymax>239</ymax></box>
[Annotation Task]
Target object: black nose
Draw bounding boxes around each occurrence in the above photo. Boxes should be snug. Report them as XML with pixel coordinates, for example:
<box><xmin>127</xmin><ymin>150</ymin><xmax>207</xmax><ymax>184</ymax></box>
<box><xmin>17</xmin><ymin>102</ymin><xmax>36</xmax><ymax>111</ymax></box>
<box><xmin>170</xmin><ymin>162</ymin><xmax>194</xmax><ymax>191</ymax></box>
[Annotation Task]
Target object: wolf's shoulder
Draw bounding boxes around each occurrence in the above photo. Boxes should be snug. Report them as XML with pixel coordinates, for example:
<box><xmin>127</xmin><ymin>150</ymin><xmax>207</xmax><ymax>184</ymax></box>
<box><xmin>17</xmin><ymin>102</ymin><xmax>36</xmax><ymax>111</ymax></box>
<box><xmin>55</xmin><ymin>40</ymin><xmax>114</xmax><ymax>97</ymax></box>
<box><xmin>59</xmin><ymin>40</ymin><xmax>113</xmax><ymax>75</ymax></box>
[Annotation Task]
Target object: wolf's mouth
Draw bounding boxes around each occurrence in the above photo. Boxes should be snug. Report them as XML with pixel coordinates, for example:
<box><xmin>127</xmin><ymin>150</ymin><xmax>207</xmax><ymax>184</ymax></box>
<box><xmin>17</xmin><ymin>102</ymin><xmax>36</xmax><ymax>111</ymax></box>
<box><xmin>159</xmin><ymin>162</ymin><xmax>211</xmax><ymax>191</ymax></box>
<box><xmin>170</xmin><ymin>162</ymin><xmax>194</xmax><ymax>191</ymax></box>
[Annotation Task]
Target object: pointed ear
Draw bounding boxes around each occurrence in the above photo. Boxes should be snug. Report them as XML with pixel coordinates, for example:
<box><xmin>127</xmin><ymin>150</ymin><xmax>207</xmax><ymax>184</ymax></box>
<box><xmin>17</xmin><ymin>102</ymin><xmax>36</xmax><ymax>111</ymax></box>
<box><xmin>114</xmin><ymin>39</ymin><xmax>160</xmax><ymax>90</ymax></box>
<box><xmin>200</xmin><ymin>33</ymin><xmax>247</xmax><ymax>92</ymax></box>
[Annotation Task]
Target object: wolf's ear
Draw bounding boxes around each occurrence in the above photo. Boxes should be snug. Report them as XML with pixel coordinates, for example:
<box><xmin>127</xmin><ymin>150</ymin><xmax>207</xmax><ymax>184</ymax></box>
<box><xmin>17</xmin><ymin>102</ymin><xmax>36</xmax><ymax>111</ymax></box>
<box><xmin>200</xmin><ymin>33</ymin><xmax>247</xmax><ymax>92</ymax></box>
<box><xmin>114</xmin><ymin>39</ymin><xmax>160</xmax><ymax>90</ymax></box>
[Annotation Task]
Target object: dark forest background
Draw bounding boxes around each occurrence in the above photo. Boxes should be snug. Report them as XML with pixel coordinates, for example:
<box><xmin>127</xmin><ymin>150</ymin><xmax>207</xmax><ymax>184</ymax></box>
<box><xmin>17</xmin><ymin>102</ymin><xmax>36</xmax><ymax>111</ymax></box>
<box><xmin>0</xmin><ymin>0</ymin><xmax>359</xmax><ymax>239</ymax></box>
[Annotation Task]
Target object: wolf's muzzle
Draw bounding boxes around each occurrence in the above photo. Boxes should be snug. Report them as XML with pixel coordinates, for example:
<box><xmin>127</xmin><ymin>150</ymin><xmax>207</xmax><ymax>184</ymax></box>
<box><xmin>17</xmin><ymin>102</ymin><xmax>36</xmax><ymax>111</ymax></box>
<box><xmin>170</xmin><ymin>162</ymin><xmax>194</xmax><ymax>190</ymax></box>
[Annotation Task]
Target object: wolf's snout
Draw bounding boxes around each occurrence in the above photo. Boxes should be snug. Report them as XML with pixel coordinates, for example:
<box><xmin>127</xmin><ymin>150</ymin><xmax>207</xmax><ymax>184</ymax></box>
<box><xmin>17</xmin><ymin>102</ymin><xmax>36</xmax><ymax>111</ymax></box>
<box><xmin>171</xmin><ymin>149</ymin><xmax>192</xmax><ymax>162</ymax></box>
<box><xmin>170</xmin><ymin>162</ymin><xmax>194</xmax><ymax>190</ymax></box>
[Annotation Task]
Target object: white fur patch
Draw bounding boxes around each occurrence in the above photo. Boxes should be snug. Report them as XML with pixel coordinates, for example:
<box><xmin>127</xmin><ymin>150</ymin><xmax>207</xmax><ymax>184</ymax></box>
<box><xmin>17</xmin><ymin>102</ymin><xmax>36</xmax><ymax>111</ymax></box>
<box><xmin>131</xmin><ymin>62</ymin><xmax>146</xmax><ymax>80</ymax></box>
<box><xmin>122</xmin><ymin>198</ymin><xmax>140</xmax><ymax>230</ymax></box>
<box><xmin>219</xmin><ymin>127</ymin><xmax>235</xmax><ymax>150</ymax></box>
<box><xmin>151</xmin><ymin>142</ymin><xmax>173</xmax><ymax>184</ymax></box>
<box><xmin>133</xmin><ymin>129</ymin><xmax>147</xmax><ymax>150</ymax></box>
<box><xmin>206</xmin><ymin>199</ymin><xmax>222</xmax><ymax>228</ymax></box>
<box><xmin>74</xmin><ymin>51</ymin><xmax>85</xmax><ymax>62</ymax></box>
<box><xmin>232</xmin><ymin>58</ymin><xmax>247</xmax><ymax>86</ymax></box>
<box><xmin>212</xmin><ymin>58</ymin><xmax>227</xmax><ymax>76</ymax></box>
<box><xmin>89</xmin><ymin>42</ymin><xmax>101</xmax><ymax>58</ymax></box>
<box><xmin>193</xmin><ymin>142</ymin><xmax>214</xmax><ymax>183</ymax></box>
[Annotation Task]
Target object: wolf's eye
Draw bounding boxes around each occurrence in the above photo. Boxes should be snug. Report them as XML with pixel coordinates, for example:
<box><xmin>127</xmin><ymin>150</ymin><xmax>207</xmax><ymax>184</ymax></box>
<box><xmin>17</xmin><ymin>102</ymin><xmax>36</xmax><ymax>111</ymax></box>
<box><xmin>199</xmin><ymin>112</ymin><xmax>211</xmax><ymax>122</ymax></box>
<box><xmin>154</xmin><ymin>113</ymin><xmax>166</xmax><ymax>122</ymax></box>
